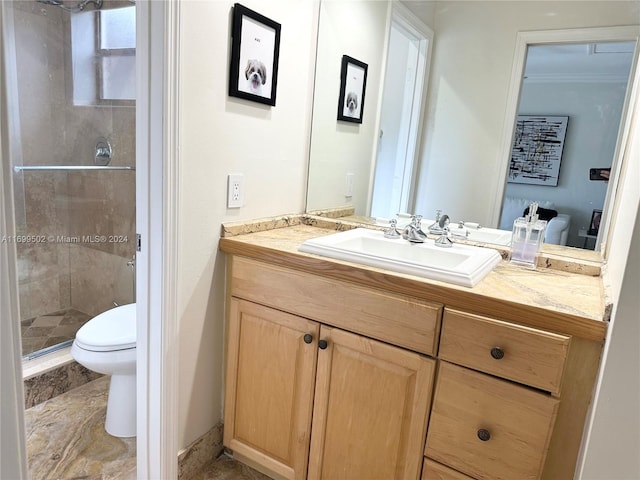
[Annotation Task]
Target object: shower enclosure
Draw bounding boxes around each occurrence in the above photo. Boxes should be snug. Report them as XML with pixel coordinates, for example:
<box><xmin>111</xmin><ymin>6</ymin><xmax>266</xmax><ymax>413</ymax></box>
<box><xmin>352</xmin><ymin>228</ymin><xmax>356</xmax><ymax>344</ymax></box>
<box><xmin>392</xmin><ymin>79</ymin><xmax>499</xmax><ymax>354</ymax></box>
<box><xmin>2</xmin><ymin>0</ymin><xmax>136</xmax><ymax>359</ymax></box>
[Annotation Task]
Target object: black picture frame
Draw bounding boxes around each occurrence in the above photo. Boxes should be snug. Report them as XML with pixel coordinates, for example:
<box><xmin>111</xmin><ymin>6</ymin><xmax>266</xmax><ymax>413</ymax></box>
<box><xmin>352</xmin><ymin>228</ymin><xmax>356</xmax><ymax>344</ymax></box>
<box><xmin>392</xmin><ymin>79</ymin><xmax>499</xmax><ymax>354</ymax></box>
<box><xmin>589</xmin><ymin>167</ymin><xmax>611</xmax><ymax>181</ymax></box>
<box><xmin>588</xmin><ymin>209</ymin><xmax>602</xmax><ymax>236</ymax></box>
<box><xmin>229</xmin><ymin>3</ymin><xmax>281</xmax><ymax>106</ymax></box>
<box><xmin>507</xmin><ymin>115</ymin><xmax>569</xmax><ymax>186</ymax></box>
<box><xmin>337</xmin><ymin>55</ymin><xmax>368</xmax><ymax>124</ymax></box>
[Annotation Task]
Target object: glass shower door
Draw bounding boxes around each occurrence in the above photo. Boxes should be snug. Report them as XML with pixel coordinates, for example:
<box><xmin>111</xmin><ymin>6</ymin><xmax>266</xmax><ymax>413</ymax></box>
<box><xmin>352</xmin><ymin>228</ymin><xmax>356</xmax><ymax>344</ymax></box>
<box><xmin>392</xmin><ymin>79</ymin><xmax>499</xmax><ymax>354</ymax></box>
<box><xmin>2</xmin><ymin>0</ymin><xmax>136</xmax><ymax>359</ymax></box>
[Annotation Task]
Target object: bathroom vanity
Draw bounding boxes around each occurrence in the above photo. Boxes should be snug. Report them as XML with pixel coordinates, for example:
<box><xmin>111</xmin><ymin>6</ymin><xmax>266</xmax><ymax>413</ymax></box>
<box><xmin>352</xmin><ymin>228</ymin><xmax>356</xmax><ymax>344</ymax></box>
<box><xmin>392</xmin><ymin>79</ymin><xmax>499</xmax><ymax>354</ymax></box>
<box><xmin>219</xmin><ymin>221</ymin><xmax>607</xmax><ymax>480</ymax></box>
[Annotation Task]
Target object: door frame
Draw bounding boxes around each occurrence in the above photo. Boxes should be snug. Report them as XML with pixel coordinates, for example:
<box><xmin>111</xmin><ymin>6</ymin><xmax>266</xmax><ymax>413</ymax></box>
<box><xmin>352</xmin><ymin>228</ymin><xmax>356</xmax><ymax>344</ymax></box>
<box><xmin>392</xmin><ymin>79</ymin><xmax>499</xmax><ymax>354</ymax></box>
<box><xmin>0</xmin><ymin>1</ymin><xmax>181</xmax><ymax>477</ymax></box>
<box><xmin>136</xmin><ymin>0</ymin><xmax>180</xmax><ymax>478</ymax></box>
<box><xmin>492</xmin><ymin>26</ymin><xmax>640</xmax><ymax>250</ymax></box>
<box><xmin>368</xmin><ymin>2</ymin><xmax>433</xmax><ymax>217</ymax></box>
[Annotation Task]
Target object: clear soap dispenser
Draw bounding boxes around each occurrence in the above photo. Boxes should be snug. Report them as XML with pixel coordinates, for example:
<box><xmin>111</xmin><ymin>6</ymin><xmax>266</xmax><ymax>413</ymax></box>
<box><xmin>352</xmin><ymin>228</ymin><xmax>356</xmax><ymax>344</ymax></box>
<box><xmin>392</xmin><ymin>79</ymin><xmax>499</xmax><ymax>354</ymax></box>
<box><xmin>510</xmin><ymin>202</ymin><xmax>547</xmax><ymax>268</ymax></box>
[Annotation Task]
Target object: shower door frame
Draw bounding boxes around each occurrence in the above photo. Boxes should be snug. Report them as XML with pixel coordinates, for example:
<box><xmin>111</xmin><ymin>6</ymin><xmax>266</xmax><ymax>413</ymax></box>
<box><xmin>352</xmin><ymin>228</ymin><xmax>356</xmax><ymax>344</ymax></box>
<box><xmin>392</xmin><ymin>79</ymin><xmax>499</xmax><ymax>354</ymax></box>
<box><xmin>0</xmin><ymin>3</ymin><xmax>28</xmax><ymax>471</ymax></box>
<box><xmin>0</xmin><ymin>1</ymin><xmax>180</xmax><ymax>478</ymax></box>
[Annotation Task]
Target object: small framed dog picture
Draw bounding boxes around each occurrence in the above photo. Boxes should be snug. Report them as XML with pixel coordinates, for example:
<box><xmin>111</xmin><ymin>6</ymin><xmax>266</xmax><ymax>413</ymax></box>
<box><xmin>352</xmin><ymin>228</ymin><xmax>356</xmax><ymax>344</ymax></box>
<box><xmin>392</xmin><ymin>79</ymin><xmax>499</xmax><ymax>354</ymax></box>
<box><xmin>229</xmin><ymin>3</ymin><xmax>281</xmax><ymax>106</ymax></box>
<box><xmin>337</xmin><ymin>55</ymin><xmax>368</xmax><ymax>124</ymax></box>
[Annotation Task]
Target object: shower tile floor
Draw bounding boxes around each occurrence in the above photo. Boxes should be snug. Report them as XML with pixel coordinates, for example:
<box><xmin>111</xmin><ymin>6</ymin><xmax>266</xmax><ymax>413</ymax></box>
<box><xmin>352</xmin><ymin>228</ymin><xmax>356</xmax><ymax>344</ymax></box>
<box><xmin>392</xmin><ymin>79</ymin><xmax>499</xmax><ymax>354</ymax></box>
<box><xmin>21</xmin><ymin>308</ymin><xmax>92</xmax><ymax>356</ymax></box>
<box><xmin>24</xmin><ymin>376</ymin><xmax>270</xmax><ymax>479</ymax></box>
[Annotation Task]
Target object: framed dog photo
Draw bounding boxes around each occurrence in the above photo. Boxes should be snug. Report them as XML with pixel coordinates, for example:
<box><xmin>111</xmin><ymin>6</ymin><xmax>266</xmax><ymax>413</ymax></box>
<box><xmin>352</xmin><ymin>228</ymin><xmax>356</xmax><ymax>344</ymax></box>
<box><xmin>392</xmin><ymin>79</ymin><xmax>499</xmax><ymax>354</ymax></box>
<box><xmin>229</xmin><ymin>3</ymin><xmax>281</xmax><ymax>106</ymax></box>
<box><xmin>337</xmin><ymin>55</ymin><xmax>368</xmax><ymax>124</ymax></box>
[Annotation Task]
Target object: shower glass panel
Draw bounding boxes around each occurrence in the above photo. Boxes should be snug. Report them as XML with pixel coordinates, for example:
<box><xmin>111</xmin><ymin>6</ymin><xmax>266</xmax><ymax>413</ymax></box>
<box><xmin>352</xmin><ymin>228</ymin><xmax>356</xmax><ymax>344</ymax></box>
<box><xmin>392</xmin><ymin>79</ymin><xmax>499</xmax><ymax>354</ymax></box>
<box><xmin>2</xmin><ymin>0</ymin><xmax>136</xmax><ymax>359</ymax></box>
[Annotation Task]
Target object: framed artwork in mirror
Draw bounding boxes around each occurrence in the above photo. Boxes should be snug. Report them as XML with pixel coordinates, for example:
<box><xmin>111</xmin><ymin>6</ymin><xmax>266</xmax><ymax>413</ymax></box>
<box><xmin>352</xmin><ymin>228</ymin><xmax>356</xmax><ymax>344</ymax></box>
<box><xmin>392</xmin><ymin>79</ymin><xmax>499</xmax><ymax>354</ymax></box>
<box><xmin>508</xmin><ymin>115</ymin><xmax>569</xmax><ymax>186</ymax></box>
<box><xmin>337</xmin><ymin>55</ymin><xmax>368</xmax><ymax>124</ymax></box>
<box><xmin>588</xmin><ymin>209</ymin><xmax>602</xmax><ymax>236</ymax></box>
<box><xmin>229</xmin><ymin>3</ymin><xmax>281</xmax><ymax>106</ymax></box>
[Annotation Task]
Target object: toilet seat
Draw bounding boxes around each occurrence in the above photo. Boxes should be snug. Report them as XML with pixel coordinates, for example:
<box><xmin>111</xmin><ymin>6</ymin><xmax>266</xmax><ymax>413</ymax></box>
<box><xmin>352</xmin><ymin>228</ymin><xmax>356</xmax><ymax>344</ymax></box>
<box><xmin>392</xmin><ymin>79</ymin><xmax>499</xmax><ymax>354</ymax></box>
<box><xmin>75</xmin><ymin>303</ymin><xmax>136</xmax><ymax>352</ymax></box>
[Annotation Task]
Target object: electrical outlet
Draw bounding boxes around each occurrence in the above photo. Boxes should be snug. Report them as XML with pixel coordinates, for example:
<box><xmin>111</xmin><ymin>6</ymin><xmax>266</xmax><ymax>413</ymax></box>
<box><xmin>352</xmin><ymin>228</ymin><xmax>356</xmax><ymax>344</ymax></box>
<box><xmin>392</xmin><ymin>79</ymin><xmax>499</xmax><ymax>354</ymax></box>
<box><xmin>345</xmin><ymin>173</ymin><xmax>355</xmax><ymax>197</ymax></box>
<box><xmin>227</xmin><ymin>174</ymin><xmax>244</xmax><ymax>208</ymax></box>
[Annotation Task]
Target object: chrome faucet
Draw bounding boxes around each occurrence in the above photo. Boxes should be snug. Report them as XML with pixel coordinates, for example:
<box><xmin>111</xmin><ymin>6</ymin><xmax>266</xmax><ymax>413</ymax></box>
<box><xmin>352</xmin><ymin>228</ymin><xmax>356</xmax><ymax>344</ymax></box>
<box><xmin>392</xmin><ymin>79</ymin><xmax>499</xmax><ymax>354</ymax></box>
<box><xmin>434</xmin><ymin>214</ymin><xmax>453</xmax><ymax>248</ymax></box>
<box><xmin>402</xmin><ymin>215</ymin><xmax>428</xmax><ymax>243</ymax></box>
<box><xmin>450</xmin><ymin>221</ymin><xmax>470</xmax><ymax>239</ymax></box>
<box><xmin>383</xmin><ymin>219</ymin><xmax>401</xmax><ymax>239</ymax></box>
<box><xmin>428</xmin><ymin>210</ymin><xmax>445</xmax><ymax>235</ymax></box>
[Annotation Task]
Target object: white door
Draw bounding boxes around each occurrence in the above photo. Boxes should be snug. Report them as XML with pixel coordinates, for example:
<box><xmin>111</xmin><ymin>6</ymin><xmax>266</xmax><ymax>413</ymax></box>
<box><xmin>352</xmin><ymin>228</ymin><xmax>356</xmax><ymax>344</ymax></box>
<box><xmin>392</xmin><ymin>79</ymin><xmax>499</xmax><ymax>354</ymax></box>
<box><xmin>370</xmin><ymin>7</ymin><xmax>432</xmax><ymax>219</ymax></box>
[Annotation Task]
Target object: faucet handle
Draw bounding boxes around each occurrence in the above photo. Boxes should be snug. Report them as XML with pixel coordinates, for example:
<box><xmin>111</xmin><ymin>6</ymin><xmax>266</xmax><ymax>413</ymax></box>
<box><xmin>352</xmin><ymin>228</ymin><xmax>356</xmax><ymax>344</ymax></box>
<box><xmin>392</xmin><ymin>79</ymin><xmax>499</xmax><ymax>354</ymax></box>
<box><xmin>435</xmin><ymin>226</ymin><xmax>454</xmax><ymax>248</ymax></box>
<box><xmin>451</xmin><ymin>221</ymin><xmax>470</xmax><ymax>239</ymax></box>
<box><xmin>384</xmin><ymin>219</ymin><xmax>401</xmax><ymax>239</ymax></box>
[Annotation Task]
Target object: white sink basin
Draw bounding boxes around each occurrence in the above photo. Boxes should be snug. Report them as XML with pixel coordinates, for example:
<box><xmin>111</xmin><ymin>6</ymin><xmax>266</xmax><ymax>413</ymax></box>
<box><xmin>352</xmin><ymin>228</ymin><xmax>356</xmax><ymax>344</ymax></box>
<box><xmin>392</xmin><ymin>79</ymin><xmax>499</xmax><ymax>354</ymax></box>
<box><xmin>299</xmin><ymin>228</ymin><xmax>502</xmax><ymax>287</ymax></box>
<box><xmin>463</xmin><ymin>227</ymin><xmax>512</xmax><ymax>246</ymax></box>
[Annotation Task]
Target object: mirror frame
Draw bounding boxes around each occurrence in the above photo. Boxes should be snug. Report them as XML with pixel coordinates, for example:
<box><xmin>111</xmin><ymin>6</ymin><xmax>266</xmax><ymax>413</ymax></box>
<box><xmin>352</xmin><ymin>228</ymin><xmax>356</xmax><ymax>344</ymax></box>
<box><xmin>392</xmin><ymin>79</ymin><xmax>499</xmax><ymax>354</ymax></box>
<box><xmin>493</xmin><ymin>25</ymin><xmax>640</xmax><ymax>258</ymax></box>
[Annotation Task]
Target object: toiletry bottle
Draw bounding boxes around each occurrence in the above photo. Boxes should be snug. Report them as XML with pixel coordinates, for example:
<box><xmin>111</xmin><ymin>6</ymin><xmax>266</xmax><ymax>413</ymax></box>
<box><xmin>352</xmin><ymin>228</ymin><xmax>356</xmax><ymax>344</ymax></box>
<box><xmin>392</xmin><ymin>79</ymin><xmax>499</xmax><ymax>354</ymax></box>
<box><xmin>510</xmin><ymin>202</ymin><xmax>547</xmax><ymax>268</ymax></box>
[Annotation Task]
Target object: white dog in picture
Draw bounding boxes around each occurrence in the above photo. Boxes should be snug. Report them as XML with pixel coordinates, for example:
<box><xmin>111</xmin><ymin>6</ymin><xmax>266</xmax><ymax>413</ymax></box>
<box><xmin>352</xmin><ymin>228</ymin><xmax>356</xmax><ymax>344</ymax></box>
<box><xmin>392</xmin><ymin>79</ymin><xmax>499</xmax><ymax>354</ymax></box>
<box><xmin>345</xmin><ymin>91</ymin><xmax>358</xmax><ymax>116</ymax></box>
<box><xmin>245</xmin><ymin>59</ymin><xmax>267</xmax><ymax>95</ymax></box>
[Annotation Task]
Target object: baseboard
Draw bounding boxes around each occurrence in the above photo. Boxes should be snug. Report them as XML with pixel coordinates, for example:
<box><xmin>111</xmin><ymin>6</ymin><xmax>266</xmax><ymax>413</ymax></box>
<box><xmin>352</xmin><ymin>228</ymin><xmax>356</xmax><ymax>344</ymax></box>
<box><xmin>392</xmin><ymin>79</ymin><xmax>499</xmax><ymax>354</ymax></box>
<box><xmin>177</xmin><ymin>422</ymin><xmax>224</xmax><ymax>480</ymax></box>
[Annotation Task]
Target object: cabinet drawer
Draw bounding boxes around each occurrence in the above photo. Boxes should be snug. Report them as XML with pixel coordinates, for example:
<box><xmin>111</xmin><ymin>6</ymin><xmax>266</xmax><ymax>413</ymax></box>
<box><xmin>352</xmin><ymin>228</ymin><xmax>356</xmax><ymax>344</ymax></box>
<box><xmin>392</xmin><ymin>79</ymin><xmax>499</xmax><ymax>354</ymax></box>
<box><xmin>439</xmin><ymin>309</ymin><xmax>570</xmax><ymax>393</ymax></box>
<box><xmin>422</xmin><ymin>458</ymin><xmax>473</xmax><ymax>479</ymax></box>
<box><xmin>425</xmin><ymin>362</ymin><xmax>559</xmax><ymax>480</ymax></box>
<box><xmin>229</xmin><ymin>256</ymin><xmax>442</xmax><ymax>356</ymax></box>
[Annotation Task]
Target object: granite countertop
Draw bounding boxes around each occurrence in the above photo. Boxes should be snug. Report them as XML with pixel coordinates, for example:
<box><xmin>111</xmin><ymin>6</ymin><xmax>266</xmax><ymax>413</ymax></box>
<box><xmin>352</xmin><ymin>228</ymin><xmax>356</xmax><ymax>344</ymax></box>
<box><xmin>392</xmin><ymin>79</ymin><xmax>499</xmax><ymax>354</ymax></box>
<box><xmin>220</xmin><ymin>219</ymin><xmax>608</xmax><ymax>342</ymax></box>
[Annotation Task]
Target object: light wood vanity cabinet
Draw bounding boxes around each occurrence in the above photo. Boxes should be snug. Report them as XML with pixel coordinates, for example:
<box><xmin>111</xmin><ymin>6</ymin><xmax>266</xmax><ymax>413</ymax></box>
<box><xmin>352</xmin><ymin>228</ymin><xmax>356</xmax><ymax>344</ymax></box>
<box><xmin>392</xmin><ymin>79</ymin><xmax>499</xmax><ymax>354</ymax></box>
<box><xmin>224</xmin><ymin>257</ymin><xmax>438</xmax><ymax>480</ymax></box>
<box><xmin>222</xmin><ymin>253</ymin><xmax>603</xmax><ymax>480</ymax></box>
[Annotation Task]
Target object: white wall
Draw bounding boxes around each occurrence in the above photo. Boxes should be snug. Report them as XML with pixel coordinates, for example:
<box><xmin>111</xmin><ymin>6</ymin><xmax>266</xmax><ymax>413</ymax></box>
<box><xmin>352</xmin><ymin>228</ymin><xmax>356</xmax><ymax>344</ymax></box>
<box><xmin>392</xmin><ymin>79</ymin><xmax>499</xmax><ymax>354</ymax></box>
<box><xmin>503</xmin><ymin>80</ymin><xmax>628</xmax><ymax>248</ymax></box>
<box><xmin>580</xmin><ymin>202</ymin><xmax>640</xmax><ymax>479</ymax></box>
<box><xmin>579</xmin><ymin>60</ymin><xmax>640</xmax><ymax>478</ymax></box>
<box><xmin>306</xmin><ymin>0</ymin><xmax>390</xmax><ymax>214</ymax></box>
<box><xmin>414</xmin><ymin>1</ymin><xmax>639</xmax><ymax>226</ymax></box>
<box><xmin>177</xmin><ymin>0</ymin><xmax>318</xmax><ymax>448</ymax></box>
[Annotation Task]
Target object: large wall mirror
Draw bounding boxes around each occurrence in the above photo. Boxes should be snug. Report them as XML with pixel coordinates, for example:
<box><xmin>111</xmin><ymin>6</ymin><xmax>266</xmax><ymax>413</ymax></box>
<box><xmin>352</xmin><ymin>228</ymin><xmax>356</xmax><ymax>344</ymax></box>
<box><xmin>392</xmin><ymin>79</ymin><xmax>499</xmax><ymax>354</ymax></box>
<box><xmin>306</xmin><ymin>0</ymin><xmax>640</xmax><ymax>258</ymax></box>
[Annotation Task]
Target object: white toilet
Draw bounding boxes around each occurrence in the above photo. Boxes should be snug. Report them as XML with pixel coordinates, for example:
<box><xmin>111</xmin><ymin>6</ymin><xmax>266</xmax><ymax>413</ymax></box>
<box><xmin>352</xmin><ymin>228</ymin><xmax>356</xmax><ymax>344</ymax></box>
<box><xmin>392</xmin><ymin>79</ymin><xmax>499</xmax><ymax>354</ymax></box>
<box><xmin>71</xmin><ymin>303</ymin><xmax>136</xmax><ymax>438</ymax></box>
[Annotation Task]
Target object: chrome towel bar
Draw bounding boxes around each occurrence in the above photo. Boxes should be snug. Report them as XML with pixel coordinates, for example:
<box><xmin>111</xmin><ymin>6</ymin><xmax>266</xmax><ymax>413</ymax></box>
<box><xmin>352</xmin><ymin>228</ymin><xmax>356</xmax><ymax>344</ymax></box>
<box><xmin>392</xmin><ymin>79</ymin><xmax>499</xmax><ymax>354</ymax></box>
<box><xmin>14</xmin><ymin>165</ymin><xmax>135</xmax><ymax>172</ymax></box>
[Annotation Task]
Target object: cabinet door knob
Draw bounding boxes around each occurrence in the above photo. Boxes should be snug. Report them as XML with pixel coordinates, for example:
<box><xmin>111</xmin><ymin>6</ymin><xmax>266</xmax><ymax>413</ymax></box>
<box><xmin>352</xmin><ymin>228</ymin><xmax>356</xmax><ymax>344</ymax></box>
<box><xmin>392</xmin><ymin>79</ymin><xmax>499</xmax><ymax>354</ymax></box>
<box><xmin>318</xmin><ymin>339</ymin><xmax>328</xmax><ymax>350</ymax></box>
<box><xmin>490</xmin><ymin>347</ymin><xmax>505</xmax><ymax>360</ymax></box>
<box><xmin>303</xmin><ymin>334</ymin><xmax>313</xmax><ymax>344</ymax></box>
<box><xmin>477</xmin><ymin>429</ymin><xmax>491</xmax><ymax>442</ymax></box>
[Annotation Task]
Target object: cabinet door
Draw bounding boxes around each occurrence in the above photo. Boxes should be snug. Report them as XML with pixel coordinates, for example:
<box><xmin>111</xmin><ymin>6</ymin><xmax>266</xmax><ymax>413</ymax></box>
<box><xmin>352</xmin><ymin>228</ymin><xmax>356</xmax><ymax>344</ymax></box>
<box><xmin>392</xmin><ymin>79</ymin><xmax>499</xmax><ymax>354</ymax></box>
<box><xmin>224</xmin><ymin>298</ymin><xmax>320</xmax><ymax>480</ymax></box>
<box><xmin>308</xmin><ymin>326</ymin><xmax>435</xmax><ymax>480</ymax></box>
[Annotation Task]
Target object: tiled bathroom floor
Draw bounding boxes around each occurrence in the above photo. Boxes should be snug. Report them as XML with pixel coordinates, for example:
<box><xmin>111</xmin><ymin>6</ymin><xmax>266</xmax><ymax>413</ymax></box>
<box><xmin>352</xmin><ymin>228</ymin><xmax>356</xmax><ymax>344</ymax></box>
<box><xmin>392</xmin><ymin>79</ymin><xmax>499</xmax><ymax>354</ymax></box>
<box><xmin>24</xmin><ymin>376</ymin><xmax>269</xmax><ymax>480</ymax></box>
<box><xmin>21</xmin><ymin>308</ymin><xmax>92</xmax><ymax>356</ymax></box>
<box><xmin>190</xmin><ymin>454</ymin><xmax>272</xmax><ymax>480</ymax></box>
<box><xmin>24</xmin><ymin>376</ymin><xmax>136</xmax><ymax>479</ymax></box>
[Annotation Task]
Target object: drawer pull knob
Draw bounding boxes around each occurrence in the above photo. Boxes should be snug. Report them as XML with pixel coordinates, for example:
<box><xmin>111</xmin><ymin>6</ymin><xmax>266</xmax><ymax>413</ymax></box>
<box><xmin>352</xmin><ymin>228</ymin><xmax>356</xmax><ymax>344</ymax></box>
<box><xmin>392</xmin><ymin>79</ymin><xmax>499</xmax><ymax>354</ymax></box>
<box><xmin>318</xmin><ymin>339</ymin><xmax>328</xmax><ymax>350</ymax></box>
<box><xmin>490</xmin><ymin>347</ymin><xmax>505</xmax><ymax>360</ymax></box>
<box><xmin>477</xmin><ymin>429</ymin><xmax>491</xmax><ymax>442</ymax></box>
<box><xmin>303</xmin><ymin>334</ymin><xmax>313</xmax><ymax>344</ymax></box>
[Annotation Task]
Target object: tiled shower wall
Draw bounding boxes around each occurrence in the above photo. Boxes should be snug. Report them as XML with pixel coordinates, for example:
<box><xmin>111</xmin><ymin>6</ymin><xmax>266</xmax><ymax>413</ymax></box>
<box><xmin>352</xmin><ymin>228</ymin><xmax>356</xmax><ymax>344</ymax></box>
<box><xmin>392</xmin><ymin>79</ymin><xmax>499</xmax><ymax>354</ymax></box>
<box><xmin>11</xmin><ymin>1</ymin><xmax>135</xmax><ymax>321</ymax></box>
